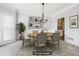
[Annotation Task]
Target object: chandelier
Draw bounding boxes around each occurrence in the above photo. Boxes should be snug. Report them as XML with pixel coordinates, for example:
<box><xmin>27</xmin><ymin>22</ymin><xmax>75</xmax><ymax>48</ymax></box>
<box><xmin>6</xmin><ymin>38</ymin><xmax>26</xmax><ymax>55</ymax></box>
<box><xmin>40</xmin><ymin>3</ymin><xmax>48</xmax><ymax>22</ymax></box>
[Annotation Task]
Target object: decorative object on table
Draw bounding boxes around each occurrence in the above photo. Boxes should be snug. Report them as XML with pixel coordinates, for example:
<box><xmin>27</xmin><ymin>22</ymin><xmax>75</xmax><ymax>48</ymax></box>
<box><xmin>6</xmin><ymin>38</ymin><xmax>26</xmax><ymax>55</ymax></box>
<box><xmin>69</xmin><ymin>15</ymin><xmax>78</xmax><ymax>28</ymax></box>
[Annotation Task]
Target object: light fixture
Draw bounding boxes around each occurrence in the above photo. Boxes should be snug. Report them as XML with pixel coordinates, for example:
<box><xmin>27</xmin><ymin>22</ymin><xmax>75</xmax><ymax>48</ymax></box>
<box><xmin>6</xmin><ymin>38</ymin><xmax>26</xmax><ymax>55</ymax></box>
<box><xmin>40</xmin><ymin>3</ymin><xmax>48</xmax><ymax>22</ymax></box>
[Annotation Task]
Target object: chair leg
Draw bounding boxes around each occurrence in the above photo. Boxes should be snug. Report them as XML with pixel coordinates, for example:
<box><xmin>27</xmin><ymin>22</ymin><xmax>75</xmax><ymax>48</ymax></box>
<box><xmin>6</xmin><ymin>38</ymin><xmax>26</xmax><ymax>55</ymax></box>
<box><xmin>51</xmin><ymin>44</ymin><xmax>56</xmax><ymax>51</ymax></box>
<box><xmin>58</xmin><ymin>41</ymin><xmax>61</xmax><ymax>51</ymax></box>
<box><xmin>50</xmin><ymin>43</ymin><xmax>55</xmax><ymax>49</ymax></box>
<box><xmin>54</xmin><ymin>45</ymin><xmax>57</xmax><ymax>51</ymax></box>
<box><xmin>53</xmin><ymin>44</ymin><xmax>60</xmax><ymax>52</ymax></box>
<box><xmin>58</xmin><ymin>42</ymin><xmax>61</xmax><ymax>52</ymax></box>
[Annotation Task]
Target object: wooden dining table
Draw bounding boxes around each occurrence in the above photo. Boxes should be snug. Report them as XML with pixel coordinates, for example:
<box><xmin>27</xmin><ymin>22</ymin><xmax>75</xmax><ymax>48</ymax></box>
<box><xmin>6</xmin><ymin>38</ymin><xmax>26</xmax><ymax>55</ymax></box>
<box><xmin>28</xmin><ymin>32</ymin><xmax>53</xmax><ymax>37</ymax></box>
<box><xmin>28</xmin><ymin>32</ymin><xmax>53</xmax><ymax>46</ymax></box>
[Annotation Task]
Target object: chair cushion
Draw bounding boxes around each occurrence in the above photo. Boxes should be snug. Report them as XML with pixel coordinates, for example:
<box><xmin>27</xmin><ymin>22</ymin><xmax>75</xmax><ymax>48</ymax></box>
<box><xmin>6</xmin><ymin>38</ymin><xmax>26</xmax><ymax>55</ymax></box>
<box><xmin>38</xmin><ymin>44</ymin><xmax>46</xmax><ymax>47</ymax></box>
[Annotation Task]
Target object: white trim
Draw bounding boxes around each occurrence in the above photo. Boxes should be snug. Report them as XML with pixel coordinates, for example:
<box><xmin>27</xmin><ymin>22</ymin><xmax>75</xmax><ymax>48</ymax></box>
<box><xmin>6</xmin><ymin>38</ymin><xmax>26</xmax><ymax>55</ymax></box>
<box><xmin>0</xmin><ymin>39</ymin><xmax>16</xmax><ymax>46</ymax></box>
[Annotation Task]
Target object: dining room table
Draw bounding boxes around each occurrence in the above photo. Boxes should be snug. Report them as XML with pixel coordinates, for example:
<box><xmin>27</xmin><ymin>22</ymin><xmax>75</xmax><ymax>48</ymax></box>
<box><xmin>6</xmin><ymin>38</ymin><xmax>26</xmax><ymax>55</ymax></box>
<box><xmin>27</xmin><ymin>32</ymin><xmax>53</xmax><ymax>47</ymax></box>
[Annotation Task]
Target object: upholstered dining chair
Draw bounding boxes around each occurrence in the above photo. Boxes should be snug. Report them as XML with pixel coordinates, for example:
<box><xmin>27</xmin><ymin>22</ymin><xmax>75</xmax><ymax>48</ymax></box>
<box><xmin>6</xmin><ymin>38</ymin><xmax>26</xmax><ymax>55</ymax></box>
<box><xmin>22</xmin><ymin>36</ymin><xmax>31</xmax><ymax>48</ymax></box>
<box><xmin>34</xmin><ymin>33</ymin><xmax>47</xmax><ymax>49</ymax></box>
<box><xmin>49</xmin><ymin>32</ymin><xmax>60</xmax><ymax>50</ymax></box>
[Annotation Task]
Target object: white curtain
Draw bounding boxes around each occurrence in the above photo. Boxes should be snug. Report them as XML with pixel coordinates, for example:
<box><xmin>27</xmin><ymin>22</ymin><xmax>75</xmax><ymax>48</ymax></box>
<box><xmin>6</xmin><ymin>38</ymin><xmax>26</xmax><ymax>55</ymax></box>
<box><xmin>0</xmin><ymin>13</ymin><xmax>16</xmax><ymax>42</ymax></box>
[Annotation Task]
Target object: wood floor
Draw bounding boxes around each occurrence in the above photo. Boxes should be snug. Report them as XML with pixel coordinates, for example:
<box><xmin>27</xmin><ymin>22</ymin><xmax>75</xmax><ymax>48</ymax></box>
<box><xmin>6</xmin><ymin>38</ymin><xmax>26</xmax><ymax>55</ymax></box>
<box><xmin>0</xmin><ymin>40</ymin><xmax>79</xmax><ymax>56</ymax></box>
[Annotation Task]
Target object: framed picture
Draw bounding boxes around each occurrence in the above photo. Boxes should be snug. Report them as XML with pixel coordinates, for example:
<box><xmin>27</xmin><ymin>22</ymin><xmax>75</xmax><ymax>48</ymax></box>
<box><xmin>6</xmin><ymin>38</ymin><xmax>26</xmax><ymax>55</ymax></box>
<box><xmin>34</xmin><ymin>23</ymin><xmax>40</xmax><ymax>28</ymax></box>
<box><xmin>34</xmin><ymin>17</ymin><xmax>39</xmax><ymax>23</ymax></box>
<box><xmin>28</xmin><ymin>21</ymin><xmax>34</xmax><ymax>29</ymax></box>
<box><xmin>29</xmin><ymin>16</ymin><xmax>34</xmax><ymax>22</ymax></box>
<box><xmin>70</xmin><ymin>15</ymin><xmax>78</xmax><ymax>28</ymax></box>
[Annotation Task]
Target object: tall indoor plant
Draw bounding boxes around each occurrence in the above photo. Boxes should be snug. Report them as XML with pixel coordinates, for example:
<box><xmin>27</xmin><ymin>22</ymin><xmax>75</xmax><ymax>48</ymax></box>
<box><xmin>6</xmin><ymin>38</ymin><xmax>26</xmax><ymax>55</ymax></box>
<box><xmin>18</xmin><ymin>22</ymin><xmax>25</xmax><ymax>40</ymax></box>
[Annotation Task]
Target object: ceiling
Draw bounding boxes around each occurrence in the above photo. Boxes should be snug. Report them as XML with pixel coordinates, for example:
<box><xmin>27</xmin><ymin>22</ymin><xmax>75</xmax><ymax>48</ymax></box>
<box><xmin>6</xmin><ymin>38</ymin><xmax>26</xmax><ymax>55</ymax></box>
<box><xmin>7</xmin><ymin>3</ymin><xmax>74</xmax><ymax>17</ymax></box>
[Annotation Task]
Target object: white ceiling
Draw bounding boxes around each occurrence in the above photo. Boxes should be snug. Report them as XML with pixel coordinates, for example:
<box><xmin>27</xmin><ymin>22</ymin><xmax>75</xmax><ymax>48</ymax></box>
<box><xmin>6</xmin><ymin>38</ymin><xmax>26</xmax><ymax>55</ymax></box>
<box><xmin>7</xmin><ymin>3</ymin><xmax>74</xmax><ymax>17</ymax></box>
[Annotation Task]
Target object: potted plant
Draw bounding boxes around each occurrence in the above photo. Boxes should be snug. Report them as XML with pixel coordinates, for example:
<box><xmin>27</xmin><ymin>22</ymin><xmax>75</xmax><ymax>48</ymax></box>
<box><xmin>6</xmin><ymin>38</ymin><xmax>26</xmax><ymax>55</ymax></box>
<box><xmin>18</xmin><ymin>22</ymin><xmax>25</xmax><ymax>40</ymax></box>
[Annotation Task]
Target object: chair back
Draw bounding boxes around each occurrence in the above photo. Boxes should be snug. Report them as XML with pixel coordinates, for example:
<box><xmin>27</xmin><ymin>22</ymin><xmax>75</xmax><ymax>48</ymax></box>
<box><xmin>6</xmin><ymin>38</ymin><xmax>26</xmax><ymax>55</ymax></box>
<box><xmin>37</xmin><ymin>33</ymin><xmax>47</xmax><ymax>44</ymax></box>
<box><xmin>52</xmin><ymin>32</ymin><xmax>60</xmax><ymax>42</ymax></box>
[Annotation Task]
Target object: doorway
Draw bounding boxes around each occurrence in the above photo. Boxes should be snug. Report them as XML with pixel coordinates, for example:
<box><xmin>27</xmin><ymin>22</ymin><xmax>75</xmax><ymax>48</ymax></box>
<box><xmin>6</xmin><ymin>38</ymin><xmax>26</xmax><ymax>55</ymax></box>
<box><xmin>57</xmin><ymin>17</ymin><xmax>65</xmax><ymax>41</ymax></box>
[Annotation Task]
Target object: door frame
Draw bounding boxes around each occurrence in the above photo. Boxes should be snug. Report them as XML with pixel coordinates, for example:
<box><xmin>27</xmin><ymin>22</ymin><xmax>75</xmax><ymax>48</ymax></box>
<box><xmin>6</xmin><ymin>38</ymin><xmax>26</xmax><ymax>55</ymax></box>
<box><xmin>57</xmin><ymin>17</ymin><xmax>65</xmax><ymax>41</ymax></box>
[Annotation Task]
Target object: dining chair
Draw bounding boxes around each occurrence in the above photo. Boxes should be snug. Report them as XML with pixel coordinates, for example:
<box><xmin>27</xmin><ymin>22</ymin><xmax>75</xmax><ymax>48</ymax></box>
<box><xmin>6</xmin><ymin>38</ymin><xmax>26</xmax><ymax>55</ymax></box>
<box><xmin>34</xmin><ymin>33</ymin><xmax>47</xmax><ymax>49</ymax></box>
<box><xmin>49</xmin><ymin>32</ymin><xmax>60</xmax><ymax>51</ymax></box>
<box><xmin>22</xmin><ymin>36</ymin><xmax>31</xmax><ymax>48</ymax></box>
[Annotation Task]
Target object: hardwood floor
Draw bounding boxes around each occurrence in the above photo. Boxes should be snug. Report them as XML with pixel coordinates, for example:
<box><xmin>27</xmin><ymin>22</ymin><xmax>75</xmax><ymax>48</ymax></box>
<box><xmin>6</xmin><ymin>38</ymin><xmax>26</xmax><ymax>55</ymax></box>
<box><xmin>0</xmin><ymin>40</ymin><xmax>79</xmax><ymax>56</ymax></box>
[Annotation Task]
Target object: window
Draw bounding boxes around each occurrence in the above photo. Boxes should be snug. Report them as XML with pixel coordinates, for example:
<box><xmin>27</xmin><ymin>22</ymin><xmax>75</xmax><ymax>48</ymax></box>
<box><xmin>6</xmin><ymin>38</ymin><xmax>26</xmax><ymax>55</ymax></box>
<box><xmin>0</xmin><ymin>13</ymin><xmax>16</xmax><ymax>42</ymax></box>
